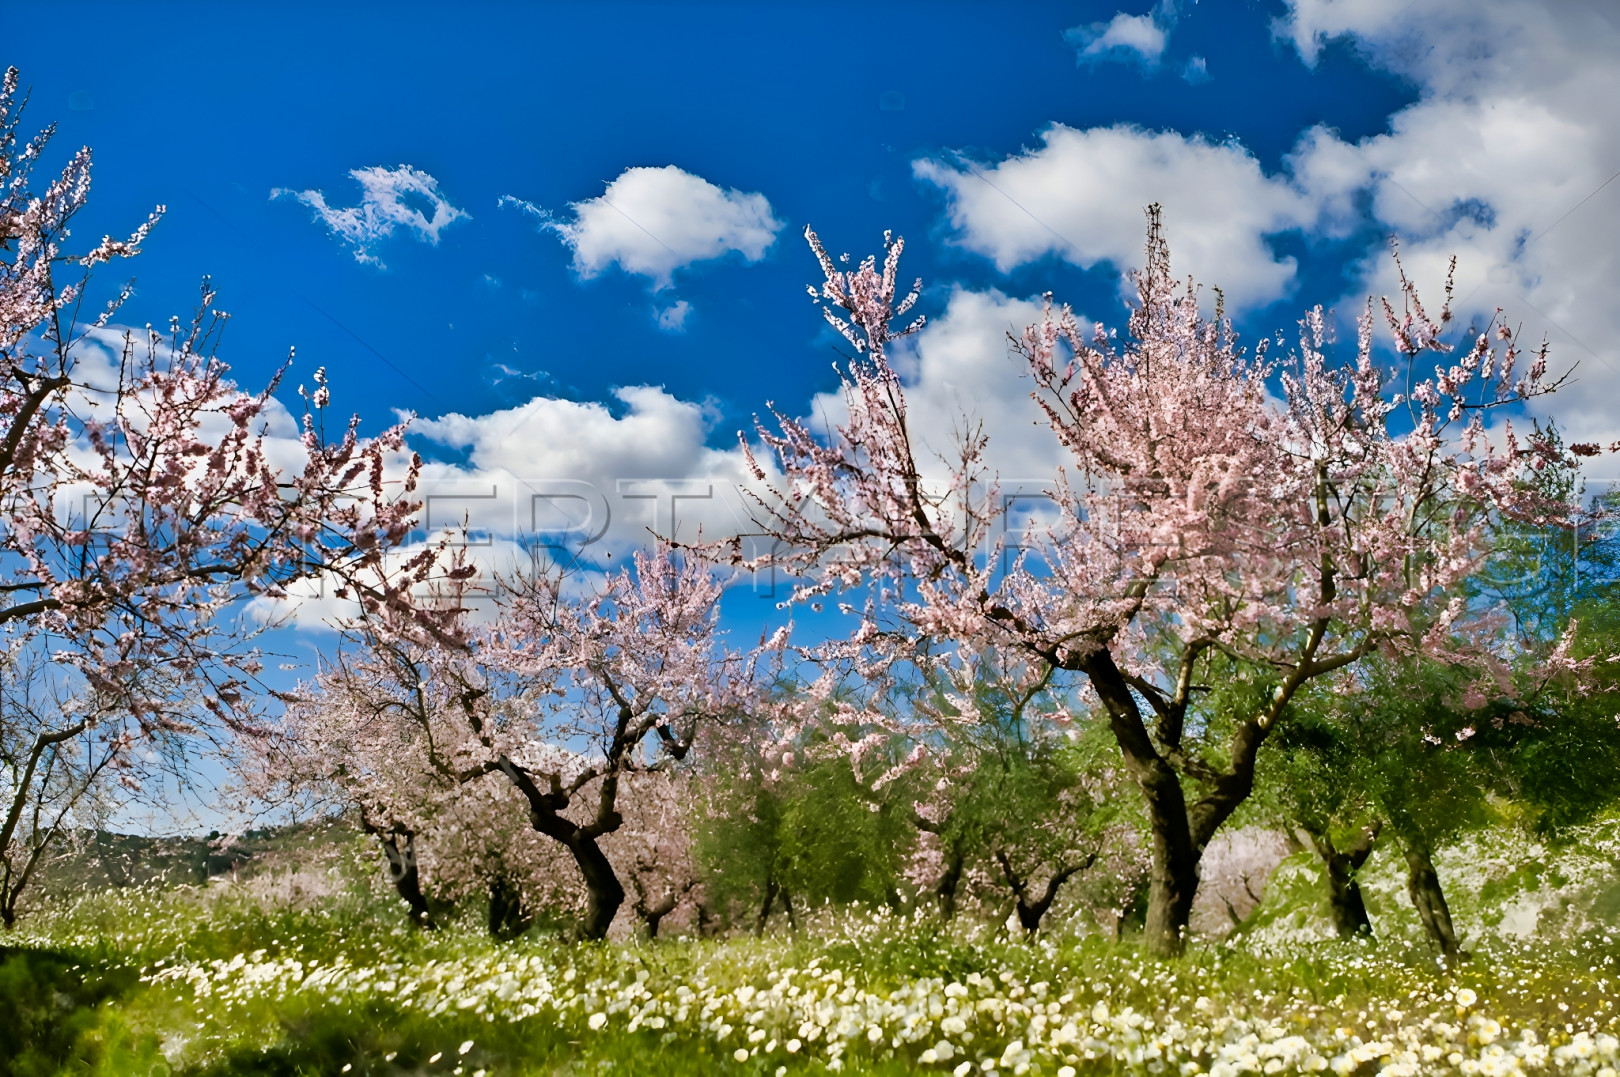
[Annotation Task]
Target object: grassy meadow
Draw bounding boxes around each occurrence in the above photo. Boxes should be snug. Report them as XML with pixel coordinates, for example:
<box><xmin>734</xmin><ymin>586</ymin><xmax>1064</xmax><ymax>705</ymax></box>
<box><xmin>8</xmin><ymin>820</ymin><xmax>1620</xmax><ymax>1077</ymax></box>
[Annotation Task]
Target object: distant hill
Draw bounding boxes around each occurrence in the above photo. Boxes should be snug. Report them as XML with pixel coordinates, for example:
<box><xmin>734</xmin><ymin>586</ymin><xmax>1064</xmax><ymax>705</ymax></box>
<box><xmin>32</xmin><ymin>820</ymin><xmax>357</xmax><ymax>898</ymax></box>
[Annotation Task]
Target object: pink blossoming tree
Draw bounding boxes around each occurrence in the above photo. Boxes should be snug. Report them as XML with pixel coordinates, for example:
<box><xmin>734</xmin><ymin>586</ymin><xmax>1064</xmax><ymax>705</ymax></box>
<box><xmin>262</xmin><ymin>547</ymin><xmax>755</xmax><ymax>940</ymax></box>
<box><xmin>741</xmin><ymin>207</ymin><xmax>1586</xmax><ymax>955</ymax></box>
<box><xmin>0</xmin><ymin>67</ymin><xmax>424</xmax><ymax>925</ymax></box>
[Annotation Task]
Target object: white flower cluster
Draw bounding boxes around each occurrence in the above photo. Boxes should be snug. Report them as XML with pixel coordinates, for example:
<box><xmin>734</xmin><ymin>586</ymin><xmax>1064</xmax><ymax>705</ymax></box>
<box><xmin>141</xmin><ymin>932</ymin><xmax>1620</xmax><ymax>1076</ymax></box>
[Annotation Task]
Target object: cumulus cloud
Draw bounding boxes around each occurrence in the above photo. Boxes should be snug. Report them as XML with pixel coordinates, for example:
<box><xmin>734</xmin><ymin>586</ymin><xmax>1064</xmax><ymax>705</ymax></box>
<box><xmin>504</xmin><ymin>166</ymin><xmax>784</xmax><ymax>290</ymax></box>
<box><xmin>1066</xmin><ymin>12</ymin><xmax>1169</xmax><ymax>67</ymax></box>
<box><xmin>916</xmin><ymin>0</ymin><xmax>1620</xmax><ymax>457</ymax></box>
<box><xmin>1277</xmin><ymin>0</ymin><xmax>1620</xmax><ymax>449</ymax></box>
<box><xmin>257</xmin><ymin>382</ymin><xmax>785</xmax><ymax>629</ymax></box>
<box><xmin>404</xmin><ymin>385</ymin><xmax>768</xmax><ymax>557</ymax></box>
<box><xmin>270</xmin><ymin>287</ymin><xmax>1075</xmax><ymax>627</ymax></box>
<box><xmin>915</xmin><ymin>125</ymin><xmax>1316</xmax><ymax>308</ymax></box>
<box><xmin>273</xmin><ymin>165</ymin><xmax>468</xmax><ymax>267</ymax></box>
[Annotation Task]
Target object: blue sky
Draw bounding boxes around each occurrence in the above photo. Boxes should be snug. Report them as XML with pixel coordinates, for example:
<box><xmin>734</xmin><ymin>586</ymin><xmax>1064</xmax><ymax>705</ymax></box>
<box><xmin>6</xmin><ymin>0</ymin><xmax>1619</xmax><ymax>626</ymax></box>
<box><xmin>9</xmin><ymin>2</ymin><xmax>1414</xmax><ymax>420</ymax></box>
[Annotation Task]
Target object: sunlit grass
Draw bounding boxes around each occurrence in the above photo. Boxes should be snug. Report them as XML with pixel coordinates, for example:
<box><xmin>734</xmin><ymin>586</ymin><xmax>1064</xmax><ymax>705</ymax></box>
<box><xmin>8</xmin><ymin>870</ymin><xmax>1620</xmax><ymax>1076</ymax></box>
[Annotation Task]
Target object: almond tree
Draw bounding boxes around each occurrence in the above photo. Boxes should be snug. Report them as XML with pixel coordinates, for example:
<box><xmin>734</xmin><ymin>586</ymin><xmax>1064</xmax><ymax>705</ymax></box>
<box><xmin>265</xmin><ymin>548</ymin><xmax>754</xmax><ymax>940</ymax></box>
<box><xmin>0</xmin><ymin>67</ymin><xmax>423</xmax><ymax>924</ymax></box>
<box><xmin>741</xmin><ymin>209</ymin><xmax>1587</xmax><ymax>955</ymax></box>
<box><xmin>0</xmin><ymin>642</ymin><xmax>133</xmax><ymax>926</ymax></box>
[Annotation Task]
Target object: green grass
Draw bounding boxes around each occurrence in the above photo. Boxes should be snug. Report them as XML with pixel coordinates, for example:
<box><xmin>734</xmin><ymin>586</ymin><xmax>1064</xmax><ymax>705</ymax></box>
<box><xmin>7</xmin><ymin>864</ymin><xmax>1620</xmax><ymax>1076</ymax></box>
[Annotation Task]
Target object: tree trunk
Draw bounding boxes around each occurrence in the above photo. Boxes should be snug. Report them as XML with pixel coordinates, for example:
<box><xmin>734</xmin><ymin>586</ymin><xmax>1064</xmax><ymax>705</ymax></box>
<box><xmin>632</xmin><ymin>877</ymin><xmax>683</xmax><ymax>939</ymax></box>
<box><xmin>1080</xmin><ymin>648</ymin><xmax>1286</xmax><ymax>957</ymax></box>
<box><xmin>366</xmin><ymin>824</ymin><xmax>435</xmax><ymax>929</ymax></box>
<box><xmin>1301</xmin><ymin>821</ymin><xmax>1379</xmax><ymax>938</ymax></box>
<box><xmin>642</xmin><ymin>894</ymin><xmax>678</xmax><ymax>939</ymax></box>
<box><xmin>1112</xmin><ymin>872</ymin><xmax>1150</xmax><ymax>940</ymax></box>
<box><xmin>495</xmin><ymin>757</ymin><xmax>629</xmax><ymax>942</ymax></box>
<box><xmin>755</xmin><ymin>875</ymin><xmax>780</xmax><ymax>937</ymax></box>
<box><xmin>1082</xmin><ymin>651</ymin><xmax>1203</xmax><ymax>956</ymax></box>
<box><xmin>1142</xmin><ymin>840</ymin><xmax>1199</xmax><ymax>955</ymax></box>
<box><xmin>1401</xmin><ymin>835</ymin><xmax>1462</xmax><ymax>958</ymax></box>
<box><xmin>567</xmin><ymin>833</ymin><xmax>625</xmax><ymax>941</ymax></box>
<box><xmin>488</xmin><ymin>873</ymin><xmax>531</xmax><ymax>940</ymax></box>
<box><xmin>996</xmin><ymin>848</ymin><xmax>1092</xmax><ymax>934</ymax></box>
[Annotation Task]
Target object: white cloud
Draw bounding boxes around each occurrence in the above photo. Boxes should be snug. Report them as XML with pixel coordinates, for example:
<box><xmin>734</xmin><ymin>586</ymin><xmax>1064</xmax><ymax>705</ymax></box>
<box><xmin>273</xmin><ymin>165</ymin><xmax>468</xmax><ymax>267</ymax></box>
<box><xmin>914</xmin><ymin>124</ymin><xmax>1316</xmax><ymax>308</ymax></box>
<box><xmin>655</xmin><ymin>299</ymin><xmax>692</xmax><ymax>332</ymax></box>
<box><xmin>255</xmin><ymin>382</ymin><xmax>786</xmax><ymax>629</ymax></box>
<box><xmin>506</xmin><ymin>166</ymin><xmax>784</xmax><ymax>290</ymax></box>
<box><xmin>1278</xmin><ymin>0</ymin><xmax>1620</xmax><ymax>449</ymax></box>
<box><xmin>917</xmin><ymin>2</ymin><xmax>1620</xmax><ymax>455</ymax></box>
<box><xmin>1067</xmin><ymin>12</ymin><xmax>1168</xmax><ymax>67</ymax></box>
<box><xmin>414</xmin><ymin>386</ymin><xmax>718</xmax><ymax>481</ymax></box>
<box><xmin>405</xmin><ymin>385</ymin><xmax>769</xmax><ymax>556</ymax></box>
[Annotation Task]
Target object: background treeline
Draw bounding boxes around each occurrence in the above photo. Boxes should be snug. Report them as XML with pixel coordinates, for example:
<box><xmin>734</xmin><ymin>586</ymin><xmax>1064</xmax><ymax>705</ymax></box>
<box><xmin>36</xmin><ymin>460</ymin><xmax>1615</xmax><ymax>957</ymax></box>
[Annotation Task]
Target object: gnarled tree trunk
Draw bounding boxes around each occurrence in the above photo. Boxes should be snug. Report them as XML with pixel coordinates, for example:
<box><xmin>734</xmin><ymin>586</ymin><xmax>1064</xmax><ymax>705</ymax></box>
<box><xmin>996</xmin><ymin>847</ymin><xmax>1095</xmax><ymax>934</ymax></box>
<box><xmin>1078</xmin><ymin>648</ymin><xmax>1289</xmax><ymax>956</ymax></box>
<box><xmin>639</xmin><ymin>892</ymin><xmax>679</xmax><ymax>938</ymax></box>
<box><xmin>755</xmin><ymin>875</ymin><xmax>781</xmax><ymax>937</ymax></box>
<box><xmin>631</xmin><ymin>873</ymin><xmax>692</xmax><ymax>939</ymax></box>
<box><xmin>1300</xmin><ymin>820</ymin><xmax>1379</xmax><ymax>938</ymax></box>
<box><xmin>566</xmin><ymin>832</ymin><xmax>625</xmax><ymax>941</ymax></box>
<box><xmin>496</xmin><ymin>755</ymin><xmax>629</xmax><ymax>941</ymax></box>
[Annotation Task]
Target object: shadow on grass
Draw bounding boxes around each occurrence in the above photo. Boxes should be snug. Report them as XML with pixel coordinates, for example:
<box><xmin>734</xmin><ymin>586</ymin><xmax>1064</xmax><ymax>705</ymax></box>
<box><xmin>185</xmin><ymin>1001</ymin><xmax>743</xmax><ymax>1077</ymax></box>
<box><xmin>0</xmin><ymin>947</ymin><xmax>140</xmax><ymax>1077</ymax></box>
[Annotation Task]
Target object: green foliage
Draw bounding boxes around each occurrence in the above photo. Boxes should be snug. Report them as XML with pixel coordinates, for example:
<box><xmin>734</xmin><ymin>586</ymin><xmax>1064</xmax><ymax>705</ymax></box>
<box><xmin>915</xmin><ymin>713</ymin><xmax>1134</xmax><ymax>922</ymax></box>
<box><xmin>698</xmin><ymin>748</ymin><xmax>915</xmax><ymax>924</ymax></box>
<box><xmin>0</xmin><ymin>947</ymin><xmax>144</xmax><ymax>1077</ymax></box>
<box><xmin>1513</xmin><ymin>592</ymin><xmax>1620</xmax><ymax>830</ymax></box>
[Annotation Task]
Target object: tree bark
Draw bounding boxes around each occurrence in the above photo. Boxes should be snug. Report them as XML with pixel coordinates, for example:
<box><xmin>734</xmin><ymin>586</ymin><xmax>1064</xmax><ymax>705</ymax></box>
<box><xmin>640</xmin><ymin>892</ymin><xmax>678</xmax><ymax>938</ymax></box>
<box><xmin>1082</xmin><ymin>650</ymin><xmax>1203</xmax><ymax>956</ymax></box>
<box><xmin>1078</xmin><ymin>648</ymin><xmax>1288</xmax><ymax>956</ymax></box>
<box><xmin>567</xmin><ymin>833</ymin><xmax>625</xmax><ymax>941</ymax></box>
<box><xmin>367</xmin><ymin>824</ymin><xmax>435</xmax><ymax>929</ymax></box>
<box><xmin>996</xmin><ymin>848</ymin><xmax>1092</xmax><ymax>933</ymax></box>
<box><xmin>755</xmin><ymin>875</ymin><xmax>780</xmax><ymax>937</ymax></box>
<box><xmin>1400</xmin><ymin>833</ymin><xmax>1462</xmax><ymax>958</ymax></box>
<box><xmin>495</xmin><ymin>756</ymin><xmax>628</xmax><ymax>941</ymax></box>
<box><xmin>632</xmin><ymin>874</ymin><xmax>686</xmax><ymax>939</ymax></box>
<box><xmin>1300</xmin><ymin>821</ymin><xmax>1379</xmax><ymax>938</ymax></box>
